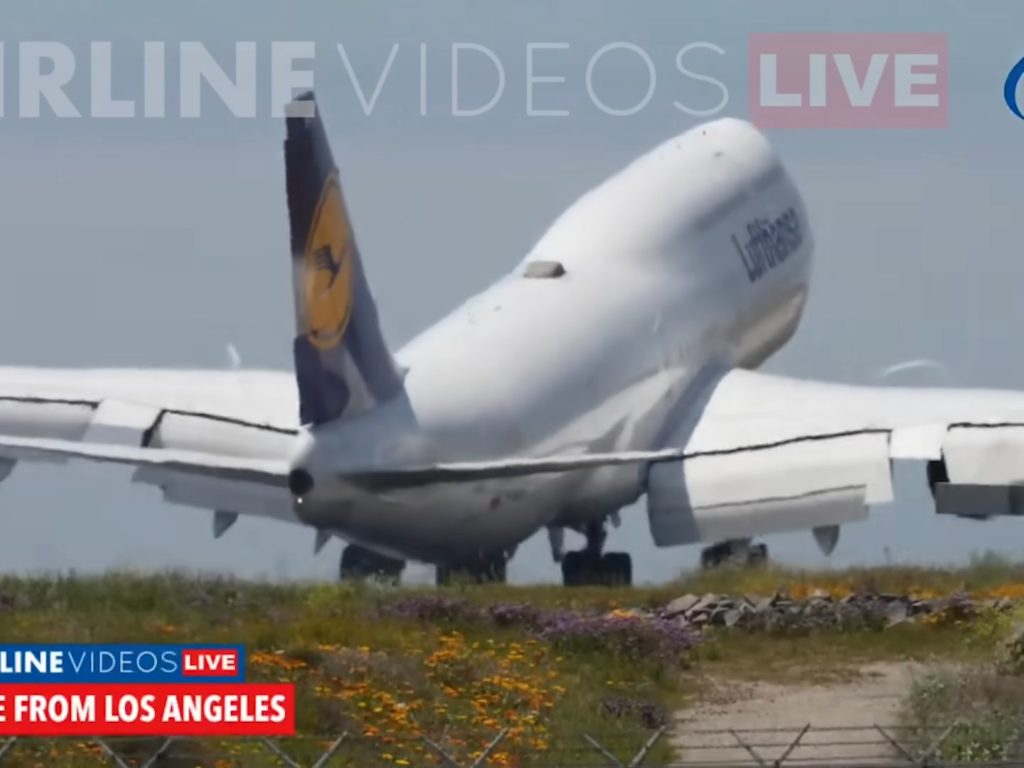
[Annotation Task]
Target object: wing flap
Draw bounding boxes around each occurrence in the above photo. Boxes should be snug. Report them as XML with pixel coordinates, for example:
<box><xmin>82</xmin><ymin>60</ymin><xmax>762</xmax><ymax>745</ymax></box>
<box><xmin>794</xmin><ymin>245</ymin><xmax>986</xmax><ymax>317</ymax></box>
<box><xmin>81</xmin><ymin>399</ymin><xmax>163</xmax><ymax>446</ymax></box>
<box><xmin>646</xmin><ymin>432</ymin><xmax>887</xmax><ymax>546</ymax></box>
<box><xmin>943</xmin><ymin>424</ymin><xmax>1024</xmax><ymax>486</ymax></box>
<box><xmin>0</xmin><ymin>435</ymin><xmax>289</xmax><ymax>488</ymax></box>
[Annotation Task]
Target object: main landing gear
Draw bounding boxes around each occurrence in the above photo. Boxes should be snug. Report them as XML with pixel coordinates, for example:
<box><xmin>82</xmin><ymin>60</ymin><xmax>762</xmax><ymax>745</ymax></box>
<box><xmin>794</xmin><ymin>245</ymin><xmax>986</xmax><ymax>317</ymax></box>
<box><xmin>700</xmin><ymin>539</ymin><xmax>769</xmax><ymax>570</ymax></box>
<box><xmin>560</xmin><ymin>521</ymin><xmax>633</xmax><ymax>587</ymax></box>
<box><xmin>435</xmin><ymin>551</ymin><xmax>509</xmax><ymax>586</ymax></box>
<box><xmin>339</xmin><ymin>544</ymin><xmax>406</xmax><ymax>583</ymax></box>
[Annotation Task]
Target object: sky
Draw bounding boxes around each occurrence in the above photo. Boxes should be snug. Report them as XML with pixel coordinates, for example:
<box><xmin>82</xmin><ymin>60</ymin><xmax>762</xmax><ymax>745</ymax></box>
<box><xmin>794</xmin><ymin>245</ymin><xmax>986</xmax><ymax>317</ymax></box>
<box><xmin>0</xmin><ymin>0</ymin><xmax>1021</xmax><ymax>584</ymax></box>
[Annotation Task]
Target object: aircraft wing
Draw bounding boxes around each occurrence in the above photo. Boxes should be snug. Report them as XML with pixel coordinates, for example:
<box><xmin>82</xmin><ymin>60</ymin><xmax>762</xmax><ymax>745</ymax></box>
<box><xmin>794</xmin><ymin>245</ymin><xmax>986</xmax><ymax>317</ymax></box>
<box><xmin>0</xmin><ymin>432</ymin><xmax>298</xmax><ymax>534</ymax></box>
<box><xmin>0</xmin><ymin>371</ymin><xmax>303</xmax><ymax>532</ymax></box>
<box><xmin>0</xmin><ymin>435</ymin><xmax>288</xmax><ymax>486</ymax></box>
<box><xmin>335</xmin><ymin>368</ymin><xmax>1024</xmax><ymax>548</ymax></box>
<box><xmin>6</xmin><ymin>368</ymin><xmax>1024</xmax><ymax>551</ymax></box>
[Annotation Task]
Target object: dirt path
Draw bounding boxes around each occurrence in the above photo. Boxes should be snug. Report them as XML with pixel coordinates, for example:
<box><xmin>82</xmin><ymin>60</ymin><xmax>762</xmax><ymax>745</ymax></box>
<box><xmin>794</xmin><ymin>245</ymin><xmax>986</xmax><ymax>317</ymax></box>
<box><xmin>672</xmin><ymin>662</ymin><xmax>926</xmax><ymax>765</ymax></box>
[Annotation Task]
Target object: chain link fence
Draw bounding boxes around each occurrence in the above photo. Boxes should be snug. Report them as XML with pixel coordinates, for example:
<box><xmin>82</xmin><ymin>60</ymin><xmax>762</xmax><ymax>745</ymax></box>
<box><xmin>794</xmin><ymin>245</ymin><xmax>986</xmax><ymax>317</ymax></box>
<box><xmin>0</xmin><ymin>723</ymin><xmax>1019</xmax><ymax>767</ymax></box>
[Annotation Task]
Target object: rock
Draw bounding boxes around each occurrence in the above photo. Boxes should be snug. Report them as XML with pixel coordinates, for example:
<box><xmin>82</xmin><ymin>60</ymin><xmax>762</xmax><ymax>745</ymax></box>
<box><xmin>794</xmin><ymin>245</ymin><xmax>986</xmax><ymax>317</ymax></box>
<box><xmin>982</xmin><ymin>597</ymin><xmax>1013</xmax><ymax>612</ymax></box>
<box><xmin>692</xmin><ymin>593</ymin><xmax>721</xmax><ymax>613</ymax></box>
<box><xmin>723</xmin><ymin>609</ymin><xmax>742</xmax><ymax>627</ymax></box>
<box><xmin>885</xmin><ymin>601</ymin><xmax>908</xmax><ymax>626</ymax></box>
<box><xmin>908</xmin><ymin>600</ymin><xmax>933</xmax><ymax>616</ymax></box>
<box><xmin>752</xmin><ymin>597</ymin><xmax>773</xmax><ymax>614</ymax></box>
<box><xmin>664</xmin><ymin>594</ymin><xmax>701</xmax><ymax>617</ymax></box>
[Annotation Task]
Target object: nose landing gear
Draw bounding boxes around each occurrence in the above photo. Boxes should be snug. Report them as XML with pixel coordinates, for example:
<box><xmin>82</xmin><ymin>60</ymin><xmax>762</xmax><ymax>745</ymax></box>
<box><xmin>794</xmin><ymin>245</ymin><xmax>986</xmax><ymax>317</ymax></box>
<box><xmin>560</xmin><ymin>521</ymin><xmax>633</xmax><ymax>587</ymax></box>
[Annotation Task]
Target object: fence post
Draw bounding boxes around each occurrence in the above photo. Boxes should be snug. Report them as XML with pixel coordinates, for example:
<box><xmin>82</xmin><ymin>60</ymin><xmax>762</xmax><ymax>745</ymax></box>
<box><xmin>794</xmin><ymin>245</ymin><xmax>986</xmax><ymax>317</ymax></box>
<box><xmin>918</xmin><ymin>721</ymin><xmax>961</xmax><ymax>767</ymax></box>
<box><xmin>261</xmin><ymin>737</ymin><xmax>304</xmax><ymax>768</ymax></box>
<box><xmin>138</xmin><ymin>737</ymin><xmax>177</xmax><ymax>768</ymax></box>
<box><xmin>584</xmin><ymin>726</ymin><xmax>667</xmax><ymax>768</ymax></box>
<box><xmin>583</xmin><ymin>733</ymin><xmax>627</xmax><ymax>768</ymax></box>
<box><xmin>876</xmin><ymin>724</ymin><xmax>916</xmax><ymax>763</ymax></box>
<box><xmin>629</xmin><ymin>725</ymin><xmax>667</xmax><ymax>768</ymax></box>
<box><xmin>309</xmin><ymin>732</ymin><xmax>348</xmax><ymax>768</ymax></box>
<box><xmin>772</xmin><ymin>723</ymin><xmax>810</xmax><ymax>768</ymax></box>
<box><xmin>421</xmin><ymin>735</ymin><xmax>463</xmax><ymax>768</ymax></box>
<box><xmin>729</xmin><ymin>728</ymin><xmax>766</xmax><ymax>767</ymax></box>
<box><xmin>469</xmin><ymin>728</ymin><xmax>508</xmax><ymax>768</ymax></box>
<box><xmin>95</xmin><ymin>737</ymin><xmax>132</xmax><ymax>768</ymax></box>
<box><xmin>0</xmin><ymin>738</ymin><xmax>16</xmax><ymax>765</ymax></box>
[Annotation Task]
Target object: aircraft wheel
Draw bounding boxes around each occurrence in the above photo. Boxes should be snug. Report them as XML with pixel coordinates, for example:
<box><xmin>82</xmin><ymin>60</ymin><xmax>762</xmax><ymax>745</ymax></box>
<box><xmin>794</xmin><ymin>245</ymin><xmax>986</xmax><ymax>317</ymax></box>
<box><xmin>436</xmin><ymin>554</ymin><xmax>507</xmax><ymax>586</ymax></box>
<box><xmin>339</xmin><ymin>545</ymin><xmax>405</xmax><ymax>583</ymax></box>
<box><xmin>700</xmin><ymin>542</ymin><xmax>730</xmax><ymax>569</ymax></box>
<box><xmin>561</xmin><ymin>551</ymin><xmax>632</xmax><ymax>587</ymax></box>
<box><xmin>603</xmin><ymin>552</ymin><xmax>633</xmax><ymax>586</ymax></box>
<box><xmin>700</xmin><ymin>541</ymin><xmax>769</xmax><ymax>570</ymax></box>
<box><xmin>748</xmin><ymin>543</ymin><xmax>769</xmax><ymax>566</ymax></box>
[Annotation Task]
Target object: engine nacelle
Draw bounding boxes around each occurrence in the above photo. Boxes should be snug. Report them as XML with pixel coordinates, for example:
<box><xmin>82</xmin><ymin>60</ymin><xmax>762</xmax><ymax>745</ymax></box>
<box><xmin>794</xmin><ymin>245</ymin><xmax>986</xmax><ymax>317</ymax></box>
<box><xmin>932</xmin><ymin>482</ymin><xmax>1024</xmax><ymax>518</ymax></box>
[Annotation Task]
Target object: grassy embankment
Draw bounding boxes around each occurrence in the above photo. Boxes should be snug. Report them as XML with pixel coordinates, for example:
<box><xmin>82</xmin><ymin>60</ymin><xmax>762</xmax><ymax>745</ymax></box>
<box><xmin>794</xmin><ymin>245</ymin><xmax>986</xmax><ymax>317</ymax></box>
<box><xmin>0</xmin><ymin>556</ymin><xmax>1022</xmax><ymax>766</ymax></box>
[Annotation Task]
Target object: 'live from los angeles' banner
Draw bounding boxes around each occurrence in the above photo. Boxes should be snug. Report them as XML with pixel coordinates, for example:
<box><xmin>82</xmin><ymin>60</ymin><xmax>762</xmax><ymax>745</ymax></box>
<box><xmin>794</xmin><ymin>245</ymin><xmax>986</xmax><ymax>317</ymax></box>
<box><xmin>0</xmin><ymin>645</ymin><xmax>294</xmax><ymax>735</ymax></box>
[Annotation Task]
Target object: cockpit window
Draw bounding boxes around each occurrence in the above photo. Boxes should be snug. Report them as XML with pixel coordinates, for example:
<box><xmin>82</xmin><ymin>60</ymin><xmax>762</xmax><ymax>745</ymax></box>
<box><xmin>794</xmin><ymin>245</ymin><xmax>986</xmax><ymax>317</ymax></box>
<box><xmin>523</xmin><ymin>260</ymin><xmax>566</xmax><ymax>279</ymax></box>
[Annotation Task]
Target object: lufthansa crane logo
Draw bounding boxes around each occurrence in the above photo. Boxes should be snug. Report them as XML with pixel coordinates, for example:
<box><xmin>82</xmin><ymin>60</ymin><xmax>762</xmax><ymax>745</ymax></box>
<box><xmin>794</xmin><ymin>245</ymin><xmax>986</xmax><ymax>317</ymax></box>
<box><xmin>1005</xmin><ymin>56</ymin><xmax>1024</xmax><ymax>121</ymax></box>
<box><xmin>303</xmin><ymin>172</ymin><xmax>354</xmax><ymax>351</ymax></box>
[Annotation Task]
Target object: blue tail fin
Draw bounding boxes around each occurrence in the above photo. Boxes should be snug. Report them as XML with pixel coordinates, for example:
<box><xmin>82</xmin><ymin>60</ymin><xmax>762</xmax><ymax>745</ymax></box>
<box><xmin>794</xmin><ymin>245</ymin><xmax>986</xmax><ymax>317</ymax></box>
<box><xmin>284</xmin><ymin>92</ymin><xmax>404</xmax><ymax>426</ymax></box>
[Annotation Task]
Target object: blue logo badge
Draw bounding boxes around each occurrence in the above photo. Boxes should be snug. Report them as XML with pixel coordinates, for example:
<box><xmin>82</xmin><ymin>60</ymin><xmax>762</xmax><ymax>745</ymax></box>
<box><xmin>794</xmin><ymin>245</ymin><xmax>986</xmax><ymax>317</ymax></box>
<box><xmin>1005</xmin><ymin>56</ymin><xmax>1024</xmax><ymax>120</ymax></box>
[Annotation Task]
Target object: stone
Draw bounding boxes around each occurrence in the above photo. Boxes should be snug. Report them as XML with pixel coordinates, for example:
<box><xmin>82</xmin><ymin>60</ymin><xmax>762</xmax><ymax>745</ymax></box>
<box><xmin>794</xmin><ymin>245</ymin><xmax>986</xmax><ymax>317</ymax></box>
<box><xmin>664</xmin><ymin>594</ymin><xmax>701</xmax><ymax>617</ymax></box>
<box><xmin>885</xmin><ymin>601</ymin><xmax>908</xmax><ymax>626</ymax></box>
<box><xmin>908</xmin><ymin>600</ymin><xmax>933</xmax><ymax>616</ymax></box>
<box><xmin>753</xmin><ymin>597</ymin><xmax>773</xmax><ymax>614</ymax></box>
<box><xmin>723</xmin><ymin>609</ymin><xmax>742</xmax><ymax>627</ymax></box>
<box><xmin>692</xmin><ymin>593</ymin><xmax>721</xmax><ymax>613</ymax></box>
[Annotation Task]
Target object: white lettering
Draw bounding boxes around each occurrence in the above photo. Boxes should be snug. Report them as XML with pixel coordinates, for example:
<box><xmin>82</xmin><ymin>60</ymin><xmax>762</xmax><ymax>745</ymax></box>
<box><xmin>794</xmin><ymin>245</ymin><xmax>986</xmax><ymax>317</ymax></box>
<box><xmin>19</xmin><ymin>42</ymin><xmax>80</xmax><ymax>118</ymax></box>
<box><xmin>526</xmin><ymin>42</ymin><xmax>570</xmax><ymax>117</ymax></box>
<box><xmin>834</xmin><ymin>53</ymin><xmax>887</xmax><ymax>107</ymax></box>
<box><xmin>91</xmin><ymin>42</ymin><xmax>135</xmax><ymax>117</ymax></box>
<box><xmin>758</xmin><ymin>53</ymin><xmax>800</xmax><ymax>107</ymax></box>
<box><xmin>272</xmin><ymin>41</ymin><xmax>315</xmax><ymax>117</ymax></box>
<box><xmin>894</xmin><ymin>53</ymin><xmax>939</xmax><ymax>106</ymax></box>
<box><xmin>337</xmin><ymin>42</ymin><xmax>398</xmax><ymax>116</ymax></box>
<box><xmin>674</xmin><ymin>42</ymin><xmax>728</xmax><ymax>117</ymax></box>
<box><xmin>180</xmin><ymin>41</ymin><xmax>257</xmax><ymax>118</ymax></box>
<box><xmin>451</xmin><ymin>43</ymin><xmax>505</xmax><ymax>117</ymax></box>
<box><xmin>587</xmin><ymin>42</ymin><xmax>655</xmax><ymax>117</ymax></box>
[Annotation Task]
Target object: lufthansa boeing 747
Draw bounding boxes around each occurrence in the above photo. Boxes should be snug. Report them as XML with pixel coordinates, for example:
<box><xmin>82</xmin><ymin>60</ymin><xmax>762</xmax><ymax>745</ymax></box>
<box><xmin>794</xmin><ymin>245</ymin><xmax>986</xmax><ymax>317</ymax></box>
<box><xmin>1</xmin><ymin>92</ymin><xmax>1023</xmax><ymax>586</ymax></box>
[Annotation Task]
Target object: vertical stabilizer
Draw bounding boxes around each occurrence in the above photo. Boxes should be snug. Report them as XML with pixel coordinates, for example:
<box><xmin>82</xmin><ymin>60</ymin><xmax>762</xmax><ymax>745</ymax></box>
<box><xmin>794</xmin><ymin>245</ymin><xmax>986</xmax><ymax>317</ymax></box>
<box><xmin>284</xmin><ymin>92</ymin><xmax>404</xmax><ymax>426</ymax></box>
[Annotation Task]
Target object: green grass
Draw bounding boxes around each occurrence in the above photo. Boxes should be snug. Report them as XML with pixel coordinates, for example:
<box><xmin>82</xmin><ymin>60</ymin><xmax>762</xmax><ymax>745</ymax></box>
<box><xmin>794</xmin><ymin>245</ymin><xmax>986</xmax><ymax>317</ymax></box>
<box><xmin>0</xmin><ymin>573</ymin><xmax>688</xmax><ymax>767</ymax></box>
<box><xmin>668</xmin><ymin>551</ymin><xmax>1024</xmax><ymax>598</ymax></box>
<box><xmin>0</xmin><ymin>560</ymin><xmax>1021</xmax><ymax>767</ymax></box>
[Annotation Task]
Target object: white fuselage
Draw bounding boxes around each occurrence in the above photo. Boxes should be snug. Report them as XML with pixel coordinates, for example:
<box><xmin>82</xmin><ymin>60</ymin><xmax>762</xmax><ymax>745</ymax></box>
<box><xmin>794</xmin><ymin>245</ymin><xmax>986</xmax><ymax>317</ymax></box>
<box><xmin>295</xmin><ymin>117</ymin><xmax>814</xmax><ymax>562</ymax></box>
<box><xmin>0</xmin><ymin>117</ymin><xmax>813</xmax><ymax>564</ymax></box>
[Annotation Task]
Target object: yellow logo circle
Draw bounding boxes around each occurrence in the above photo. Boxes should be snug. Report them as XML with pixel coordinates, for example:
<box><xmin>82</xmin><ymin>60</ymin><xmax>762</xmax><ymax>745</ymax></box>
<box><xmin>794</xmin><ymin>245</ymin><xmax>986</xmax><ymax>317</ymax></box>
<box><xmin>303</xmin><ymin>174</ymin><xmax>354</xmax><ymax>351</ymax></box>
